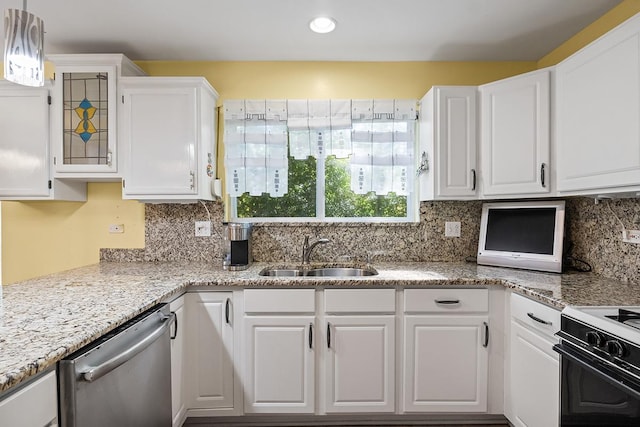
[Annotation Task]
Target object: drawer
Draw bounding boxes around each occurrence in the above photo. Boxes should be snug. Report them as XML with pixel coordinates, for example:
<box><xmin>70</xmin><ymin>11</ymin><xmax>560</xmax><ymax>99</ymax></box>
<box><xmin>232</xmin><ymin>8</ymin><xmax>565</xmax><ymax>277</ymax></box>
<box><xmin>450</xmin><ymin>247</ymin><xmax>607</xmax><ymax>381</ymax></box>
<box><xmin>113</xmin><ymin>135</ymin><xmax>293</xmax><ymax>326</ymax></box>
<box><xmin>244</xmin><ymin>289</ymin><xmax>315</xmax><ymax>313</ymax></box>
<box><xmin>511</xmin><ymin>292</ymin><xmax>560</xmax><ymax>338</ymax></box>
<box><xmin>0</xmin><ymin>371</ymin><xmax>57</xmax><ymax>427</ymax></box>
<box><xmin>404</xmin><ymin>288</ymin><xmax>488</xmax><ymax>313</ymax></box>
<box><xmin>324</xmin><ymin>288</ymin><xmax>395</xmax><ymax>313</ymax></box>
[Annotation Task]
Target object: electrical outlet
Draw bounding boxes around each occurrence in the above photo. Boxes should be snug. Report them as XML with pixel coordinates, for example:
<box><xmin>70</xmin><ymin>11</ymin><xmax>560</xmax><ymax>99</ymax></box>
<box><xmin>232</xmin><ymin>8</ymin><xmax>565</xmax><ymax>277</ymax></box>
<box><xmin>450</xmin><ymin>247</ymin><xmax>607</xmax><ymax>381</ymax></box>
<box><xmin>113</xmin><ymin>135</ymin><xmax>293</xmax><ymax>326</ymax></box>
<box><xmin>195</xmin><ymin>221</ymin><xmax>211</xmax><ymax>237</ymax></box>
<box><xmin>623</xmin><ymin>229</ymin><xmax>640</xmax><ymax>244</ymax></box>
<box><xmin>445</xmin><ymin>221</ymin><xmax>461</xmax><ymax>237</ymax></box>
<box><xmin>109</xmin><ymin>224</ymin><xmax>124</xmax><ymax>234</ymax></box>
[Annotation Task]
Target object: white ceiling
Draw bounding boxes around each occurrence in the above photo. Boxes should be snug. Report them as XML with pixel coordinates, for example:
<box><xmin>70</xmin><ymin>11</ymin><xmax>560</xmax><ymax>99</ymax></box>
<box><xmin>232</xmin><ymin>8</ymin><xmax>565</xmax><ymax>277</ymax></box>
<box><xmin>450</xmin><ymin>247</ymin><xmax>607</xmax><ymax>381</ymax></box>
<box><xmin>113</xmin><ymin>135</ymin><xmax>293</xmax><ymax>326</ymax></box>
<box><xmin>2</xmin><ymin>0</ymin><xmax>623</xmax><ymax>62</ymax></box>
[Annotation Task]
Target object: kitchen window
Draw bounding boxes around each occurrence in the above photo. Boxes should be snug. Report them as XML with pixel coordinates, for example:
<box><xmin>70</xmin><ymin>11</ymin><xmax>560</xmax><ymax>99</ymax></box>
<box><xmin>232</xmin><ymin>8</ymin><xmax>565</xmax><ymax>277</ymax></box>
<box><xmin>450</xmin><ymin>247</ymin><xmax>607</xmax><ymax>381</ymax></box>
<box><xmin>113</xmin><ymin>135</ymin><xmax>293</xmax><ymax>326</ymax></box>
<box><xmin>223</xmin><ymin>99</ymin><xmax>417</xmax><ymax>223</ymax></box>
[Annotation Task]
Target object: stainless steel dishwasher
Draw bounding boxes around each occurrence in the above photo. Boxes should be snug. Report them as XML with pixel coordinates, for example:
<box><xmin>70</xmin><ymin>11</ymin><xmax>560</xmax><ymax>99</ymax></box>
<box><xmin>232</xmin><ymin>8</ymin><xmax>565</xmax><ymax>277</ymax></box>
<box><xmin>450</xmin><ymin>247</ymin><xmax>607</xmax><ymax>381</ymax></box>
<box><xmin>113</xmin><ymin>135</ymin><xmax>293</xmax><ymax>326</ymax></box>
<box><xmin>58</xmin><ymin>304</ymin><xmax>174</xmax><ymax>427</ymax></box>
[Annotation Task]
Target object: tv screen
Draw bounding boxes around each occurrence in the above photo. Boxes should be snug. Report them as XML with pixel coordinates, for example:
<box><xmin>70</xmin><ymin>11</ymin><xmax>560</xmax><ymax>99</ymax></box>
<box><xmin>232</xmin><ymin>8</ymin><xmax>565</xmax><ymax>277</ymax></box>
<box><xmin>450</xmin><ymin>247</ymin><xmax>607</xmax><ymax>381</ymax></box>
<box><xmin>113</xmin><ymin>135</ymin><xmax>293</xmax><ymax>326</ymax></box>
<box><xmin>484</xmin><ymin>208</ymin><xmax>556</xmax><ymax>255</ymax></box>
<box><xmin>477</xmin><ymin>200</ymin><xmax>565</xmax><ymax>273</ymax></box>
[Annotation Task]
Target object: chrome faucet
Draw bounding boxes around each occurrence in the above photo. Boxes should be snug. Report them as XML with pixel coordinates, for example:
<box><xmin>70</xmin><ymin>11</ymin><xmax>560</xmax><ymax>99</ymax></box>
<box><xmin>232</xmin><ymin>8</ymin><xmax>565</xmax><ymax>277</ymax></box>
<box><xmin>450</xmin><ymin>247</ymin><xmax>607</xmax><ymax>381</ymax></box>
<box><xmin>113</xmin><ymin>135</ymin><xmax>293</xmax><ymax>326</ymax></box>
<box><xmin>302</xmin><ymin>236</ymin><xmax>330</xmax><ymax>264</ymax></box>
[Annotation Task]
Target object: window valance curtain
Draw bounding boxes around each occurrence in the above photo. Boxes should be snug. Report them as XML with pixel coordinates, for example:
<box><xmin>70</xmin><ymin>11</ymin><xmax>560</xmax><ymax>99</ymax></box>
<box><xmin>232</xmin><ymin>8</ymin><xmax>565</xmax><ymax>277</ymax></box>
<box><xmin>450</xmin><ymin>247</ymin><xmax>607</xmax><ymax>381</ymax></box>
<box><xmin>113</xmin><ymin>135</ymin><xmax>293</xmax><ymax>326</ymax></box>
<box><xmin>223</xmin><ymin>99</ymin><xmax>416</xmax><ymax>197</ymax></box>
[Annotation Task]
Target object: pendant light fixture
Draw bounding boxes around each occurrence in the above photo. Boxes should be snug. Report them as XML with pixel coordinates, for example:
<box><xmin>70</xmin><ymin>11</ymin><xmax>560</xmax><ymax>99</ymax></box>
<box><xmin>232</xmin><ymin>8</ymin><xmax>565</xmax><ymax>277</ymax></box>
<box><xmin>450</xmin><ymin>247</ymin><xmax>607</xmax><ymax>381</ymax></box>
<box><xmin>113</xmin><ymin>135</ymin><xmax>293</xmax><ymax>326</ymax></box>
<box><xmin>4</xmin><ymin>0</ymin><xmax>44</xmax><ymax>87</ymax></box>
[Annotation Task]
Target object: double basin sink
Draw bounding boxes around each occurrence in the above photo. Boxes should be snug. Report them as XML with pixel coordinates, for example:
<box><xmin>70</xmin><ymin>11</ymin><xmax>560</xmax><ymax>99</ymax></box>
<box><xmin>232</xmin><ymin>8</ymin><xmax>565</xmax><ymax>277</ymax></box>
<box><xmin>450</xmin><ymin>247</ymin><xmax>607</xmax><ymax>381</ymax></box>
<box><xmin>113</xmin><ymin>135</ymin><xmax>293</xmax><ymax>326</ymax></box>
<box><xmin>259</xmin><ymin>266</ymin><xmax>378</xmax><ymax>277</ymax></box>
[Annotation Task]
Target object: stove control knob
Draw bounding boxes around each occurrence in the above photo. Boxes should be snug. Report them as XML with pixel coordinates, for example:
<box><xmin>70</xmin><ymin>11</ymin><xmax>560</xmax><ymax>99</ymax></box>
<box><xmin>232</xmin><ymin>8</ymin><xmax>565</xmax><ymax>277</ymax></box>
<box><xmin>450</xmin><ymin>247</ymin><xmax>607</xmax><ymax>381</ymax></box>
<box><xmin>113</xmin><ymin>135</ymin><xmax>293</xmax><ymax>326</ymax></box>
<box><xmin>605</xmin><ymin>340</ymin><xmax>627</xmax><ymax>358</ymax></box>
<box><xmin>585</xmin><ymin>331</ymin><xmax>605</xmax><ymax>347</ymax></box>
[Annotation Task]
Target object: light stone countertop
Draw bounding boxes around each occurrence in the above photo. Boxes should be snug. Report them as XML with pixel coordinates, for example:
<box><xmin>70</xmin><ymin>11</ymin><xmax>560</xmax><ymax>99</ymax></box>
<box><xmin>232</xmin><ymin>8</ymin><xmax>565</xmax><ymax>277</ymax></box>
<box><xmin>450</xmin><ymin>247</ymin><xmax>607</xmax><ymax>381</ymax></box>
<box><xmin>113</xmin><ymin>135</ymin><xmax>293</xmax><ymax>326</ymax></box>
<box><xmin>1</xmin><ymin>260</ymin><xmax>639</xmax><ymax>394</ymax></box>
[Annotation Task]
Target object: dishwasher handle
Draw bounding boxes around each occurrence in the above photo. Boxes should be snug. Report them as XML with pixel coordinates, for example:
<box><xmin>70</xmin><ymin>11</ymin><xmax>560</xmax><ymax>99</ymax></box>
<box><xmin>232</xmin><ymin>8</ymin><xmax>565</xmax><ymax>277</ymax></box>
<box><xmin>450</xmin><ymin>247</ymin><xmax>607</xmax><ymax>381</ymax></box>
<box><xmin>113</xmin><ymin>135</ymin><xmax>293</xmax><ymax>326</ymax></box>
<box><xmin>81</xmin><ymin>312</ymin><xmax>173</xmax><ymax>382</ymax></box>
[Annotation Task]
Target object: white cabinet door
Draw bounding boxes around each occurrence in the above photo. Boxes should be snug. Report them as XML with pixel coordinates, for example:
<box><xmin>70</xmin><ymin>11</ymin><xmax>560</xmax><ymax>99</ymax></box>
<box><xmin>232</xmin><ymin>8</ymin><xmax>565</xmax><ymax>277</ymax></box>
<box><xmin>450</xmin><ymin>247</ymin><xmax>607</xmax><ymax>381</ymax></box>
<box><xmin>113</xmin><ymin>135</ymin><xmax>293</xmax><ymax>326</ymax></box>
<box><xmin>120</xmin><ymin>77</ymin><xmax>218</xmax><ymax>202</ymax></box>
<box><xmin>403</xmin><ymin>315</ymin><xmax>488</xmax><ymax>412</ymax></box>
<box><xmin>0</xmin><ymin>83</ymin><xmax>51</xmax><ymax>198</ymax></box>
<box><xmin>185</xmin><ymin>292</ymin><xmax>235</xmax><ymax>412</ymax></box>
<box><xmin>508</xmin><ymin>321</ymin><xmax>559</xmax><ymax>427</ymax></box>
<box><xmin>419</xmin><ymin>86</ymin><xmax>478</xmax><ymax>200</ymax></box>
<box><xmin>324</xmin><ymin>316</ymin><xmax>395</xmax><ymax>413</ymax></box>
<box><xmin>556</xmin><ymin>14</ymin><xmax>640</xmax><ymax>194</ymax></box>
<box><xmin>244</xmin><ymin>316</ymin><xmax>315</xmax><ymax>414</ymax></box>
<box><xmin>480</xmin><ymin>69</ymin><xmax>551</xmax><ymax>197</ymax></box>
<box><xmin>169</xmin><ymin>296</ymin><xmax>186</xmax><ymax>427</ymax></box>
<box><xmin>0</xmin><ymin>82</ymin><xmax>85</xmax><ymax>201</ymax></box>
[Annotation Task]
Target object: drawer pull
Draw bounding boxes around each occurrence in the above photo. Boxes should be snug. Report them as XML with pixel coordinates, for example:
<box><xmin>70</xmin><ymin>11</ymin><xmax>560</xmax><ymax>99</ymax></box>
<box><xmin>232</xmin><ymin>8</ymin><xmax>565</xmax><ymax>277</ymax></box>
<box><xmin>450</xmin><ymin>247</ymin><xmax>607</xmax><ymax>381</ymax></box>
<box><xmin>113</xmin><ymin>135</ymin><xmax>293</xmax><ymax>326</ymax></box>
<box><xmin>527</xmin><ymin>312</ymin><xmax>552</xmax><ymax>325</ymax></box>
<box><xmin>327</xmin><ymin>322</ymin><xmax>332</xmax><ymax>349</ymax></box>
<box><xmin>435</xmin><ymin>299</ymin><xmax>461</xmax><ymax>305</ymax></box>
<box><xmin>309</xmin><ymin>323</ymin><xmax>313</xmax><ymax>349</ymax></box>
<box><xmin>225</xmin><ymin>298</ymin><xmax>231</xmax><ymax>324</ymax></box>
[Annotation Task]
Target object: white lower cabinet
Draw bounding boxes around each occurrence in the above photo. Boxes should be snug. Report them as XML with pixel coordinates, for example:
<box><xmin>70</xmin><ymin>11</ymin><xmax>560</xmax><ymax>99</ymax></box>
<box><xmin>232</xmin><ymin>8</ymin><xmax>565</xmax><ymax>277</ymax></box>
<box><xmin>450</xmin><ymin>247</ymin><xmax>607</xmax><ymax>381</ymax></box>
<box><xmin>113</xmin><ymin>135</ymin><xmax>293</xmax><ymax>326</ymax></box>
<box><xmin>506</xmin><ymin>293</ymin><xmax>560</xmax><ymax>427</ymax></box>
<box><xmin>324</xmin><ymin>315</ymin><xmax>395</xmax><ymax>413</ymax></box>
<box><xmin>169</xmin><ymin>296</ymin><xmax>187</xmax><ymax>427</ymax></box>
<box><xmin>243</xmin><ymin>289</ymin><xmax>316</xmax><ymax>414</ymax></box>
<box><xmin>244</xmin><ymin>316</ymin><xmax>316</xmax><ymax>413</ymax></box>
<box><xmin>402</xmin><ymin>288</ymin><xmax>489</xmax><ymax>413</ymax></box>
<box><xmin>0</xmin><ymin>370</ymin><xmax>57</xmax><ymax>426</ymax></box>
<box><xmin>184</xmin><ymin>291</ymin><xmax>238</xmax><ymax>416</ymax></box>
<box><xmin>323</xmin><ymin>289</ymin><xmax>396</xmax><ymax>413</ymax></box>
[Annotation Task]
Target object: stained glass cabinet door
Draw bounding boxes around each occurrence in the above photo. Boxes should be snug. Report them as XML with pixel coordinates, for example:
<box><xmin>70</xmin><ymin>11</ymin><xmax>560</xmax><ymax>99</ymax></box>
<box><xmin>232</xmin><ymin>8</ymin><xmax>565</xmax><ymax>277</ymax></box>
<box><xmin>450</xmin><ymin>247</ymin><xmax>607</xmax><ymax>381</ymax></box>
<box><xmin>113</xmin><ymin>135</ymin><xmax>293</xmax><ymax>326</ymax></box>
<box><xmin>52</xmin><ymin>64</ymin><xmax>118</xmax><ymax>175</ymax></box>
<box><xmin>48</xmin><ymin>54</ymin><xmax>146</xmax><ymax>178</ymax></box>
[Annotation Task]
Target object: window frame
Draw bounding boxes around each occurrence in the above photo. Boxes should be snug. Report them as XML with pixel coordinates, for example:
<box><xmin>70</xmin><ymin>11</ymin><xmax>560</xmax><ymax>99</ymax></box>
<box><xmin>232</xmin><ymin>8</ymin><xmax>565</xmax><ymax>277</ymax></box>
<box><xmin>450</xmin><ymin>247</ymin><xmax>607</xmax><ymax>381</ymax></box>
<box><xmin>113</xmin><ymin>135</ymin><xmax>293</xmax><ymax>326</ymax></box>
<box><xmin>229</xmin><ymin>153</ymin><xmax>418</xmax><ymax>224</ymax></box>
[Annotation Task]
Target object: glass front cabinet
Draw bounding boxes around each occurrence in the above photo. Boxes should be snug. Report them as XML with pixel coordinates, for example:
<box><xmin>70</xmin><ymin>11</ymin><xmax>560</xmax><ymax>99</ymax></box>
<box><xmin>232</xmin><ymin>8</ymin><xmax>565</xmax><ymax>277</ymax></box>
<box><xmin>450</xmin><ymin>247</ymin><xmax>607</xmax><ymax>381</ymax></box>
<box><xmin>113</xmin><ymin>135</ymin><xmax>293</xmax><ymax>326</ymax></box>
<box><xmin>48</xmin><ymin>54</ymin><xmax>146</xmax><ymax>179</ymax></box>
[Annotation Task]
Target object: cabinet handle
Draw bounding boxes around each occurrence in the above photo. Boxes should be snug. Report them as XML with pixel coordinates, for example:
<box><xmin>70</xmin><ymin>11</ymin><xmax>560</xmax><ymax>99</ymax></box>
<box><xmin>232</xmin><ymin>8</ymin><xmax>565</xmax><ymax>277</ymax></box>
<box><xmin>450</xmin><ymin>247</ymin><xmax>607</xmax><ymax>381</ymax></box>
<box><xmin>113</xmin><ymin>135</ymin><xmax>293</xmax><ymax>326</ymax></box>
<box><xmin>190</xmin><ymin>171</ymin><xmax>195</xmax><ymax>190</ymax></box>
<box><xmin>540</xmin><ymin>163</ymin><xmax>546</xmax><ymax>188</ymax></box>
<box><xmin>527</xmin><ymin>312</ymin><xmax>552</xmax><ymax>325</ymax></box>
<box><xmin>170</xmin><ymin>311</ymin><xmax>178</xmax><ymax>340</ymax></box>
<box><xmin>483</xmin><ymin>322</ymin><xmax>489</xmax><ymax>347</ymax></box>
<box><xmin>471</xmin><ymin>169</ymin><xmax>476</xmax><ymax>191</ymax></box>
<box><xmin>327</xmin><ymin>322</ymin><xmax>332</xmax><ymax>349</ymax></box>
<box><xmin>225</xmin><ymin>298</ymin><xmax>231</xmax><ymax>324</ymax></box>
<box><xmin>434</xmin><ymin>299</ymin><xmax>460</xmax><ymax>305</ymax></box>
<box><xmin>309</xmin><ymin>323</ymin><xmax>313</xmax><ymax>349</ymax></box>
<box><xmin>107</xmin><ymin>150</ymin><xmax>113</xmax><ymax>167</ymax></box>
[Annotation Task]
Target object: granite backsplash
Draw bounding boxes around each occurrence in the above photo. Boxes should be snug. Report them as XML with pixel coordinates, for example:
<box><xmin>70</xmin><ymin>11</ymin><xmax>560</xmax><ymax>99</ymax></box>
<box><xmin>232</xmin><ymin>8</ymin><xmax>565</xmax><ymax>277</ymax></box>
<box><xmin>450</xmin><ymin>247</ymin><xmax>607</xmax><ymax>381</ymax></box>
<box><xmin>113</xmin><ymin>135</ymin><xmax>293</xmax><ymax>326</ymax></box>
<box><xmin>100</xmin><ymin>198</ymin><xmax>640</xmax><ymax>284</ymax></box>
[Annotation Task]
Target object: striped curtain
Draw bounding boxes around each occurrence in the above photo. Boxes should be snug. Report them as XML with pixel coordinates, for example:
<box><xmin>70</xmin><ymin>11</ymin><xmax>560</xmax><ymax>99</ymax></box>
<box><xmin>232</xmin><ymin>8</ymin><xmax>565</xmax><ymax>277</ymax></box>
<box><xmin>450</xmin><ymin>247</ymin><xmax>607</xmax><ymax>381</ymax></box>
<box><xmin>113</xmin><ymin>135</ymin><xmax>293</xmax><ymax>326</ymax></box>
<box><xmin>223</xmin><ymin>99</ymin><xmax>416</xmax><ymax>197</ymax></box>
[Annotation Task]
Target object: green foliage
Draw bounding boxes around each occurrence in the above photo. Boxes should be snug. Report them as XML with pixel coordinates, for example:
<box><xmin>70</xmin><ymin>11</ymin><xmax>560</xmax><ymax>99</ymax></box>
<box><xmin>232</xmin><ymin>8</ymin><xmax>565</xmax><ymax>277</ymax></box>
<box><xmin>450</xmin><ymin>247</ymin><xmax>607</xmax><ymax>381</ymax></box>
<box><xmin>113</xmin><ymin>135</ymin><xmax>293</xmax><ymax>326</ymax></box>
<box><xmin>236</xmin><ymin>155</ymin><xmax>407</xmax><ymax>219</ymax></box>
<box><xmin>237</xmin><ymin>157</ymin><xmax>316</xmax><ymax>218</ymax></box>
<box><xmin>325</xmin><ymin>157</ymin><xmax>407</xmax><ymax>218</ymax></box>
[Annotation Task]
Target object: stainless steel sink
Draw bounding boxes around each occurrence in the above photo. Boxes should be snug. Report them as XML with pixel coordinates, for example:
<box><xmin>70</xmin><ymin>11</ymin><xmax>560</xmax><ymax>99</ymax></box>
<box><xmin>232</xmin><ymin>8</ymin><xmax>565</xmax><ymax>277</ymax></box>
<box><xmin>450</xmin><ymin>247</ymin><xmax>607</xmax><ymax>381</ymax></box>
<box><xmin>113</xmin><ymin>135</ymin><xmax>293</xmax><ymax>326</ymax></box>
<box><xmin>258</xmin><ymin>268</ymin><xmax>305</xmax><ymax>277</ymax></box>
<box><xmin>305</xmin><ymin>267</ymin><xmax>378</xmax><ymax>277</ymax></box>
<box><xmin>258</xmin><ymin>266</ymin><xmax>378</xmax><ymax>277</ymax></box>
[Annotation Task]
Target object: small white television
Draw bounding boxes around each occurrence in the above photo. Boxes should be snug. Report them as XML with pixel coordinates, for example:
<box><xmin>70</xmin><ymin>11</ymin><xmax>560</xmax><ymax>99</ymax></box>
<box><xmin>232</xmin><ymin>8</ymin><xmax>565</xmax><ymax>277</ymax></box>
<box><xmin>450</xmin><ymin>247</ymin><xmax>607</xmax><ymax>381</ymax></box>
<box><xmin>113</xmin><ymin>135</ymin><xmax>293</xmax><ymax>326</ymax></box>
<box><xmin>477</xmin><ymin>200</ymin><xmax>566</xmax><ymax>273</ymax></box>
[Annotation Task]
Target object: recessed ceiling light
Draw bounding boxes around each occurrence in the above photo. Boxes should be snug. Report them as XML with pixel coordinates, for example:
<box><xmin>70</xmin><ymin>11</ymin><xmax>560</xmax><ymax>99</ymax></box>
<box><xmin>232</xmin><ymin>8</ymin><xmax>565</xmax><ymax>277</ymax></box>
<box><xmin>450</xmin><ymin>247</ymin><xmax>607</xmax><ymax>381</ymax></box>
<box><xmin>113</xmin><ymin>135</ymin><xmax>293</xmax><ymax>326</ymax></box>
<box><xmin>309</xmin><ymin>17</ymin><xmax>336</xmax><ymax>34</ymax></box>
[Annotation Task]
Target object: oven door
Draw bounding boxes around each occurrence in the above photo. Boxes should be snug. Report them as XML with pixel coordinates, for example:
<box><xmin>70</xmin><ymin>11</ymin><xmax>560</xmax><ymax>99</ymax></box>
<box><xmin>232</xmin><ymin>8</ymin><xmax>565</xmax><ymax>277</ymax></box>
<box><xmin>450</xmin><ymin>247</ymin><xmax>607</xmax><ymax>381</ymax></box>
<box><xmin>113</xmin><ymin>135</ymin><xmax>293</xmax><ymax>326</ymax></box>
<box><xmin>554</xmin><ymin>342</ymin><xmax>640</xmax><ymax>426</ymax></box>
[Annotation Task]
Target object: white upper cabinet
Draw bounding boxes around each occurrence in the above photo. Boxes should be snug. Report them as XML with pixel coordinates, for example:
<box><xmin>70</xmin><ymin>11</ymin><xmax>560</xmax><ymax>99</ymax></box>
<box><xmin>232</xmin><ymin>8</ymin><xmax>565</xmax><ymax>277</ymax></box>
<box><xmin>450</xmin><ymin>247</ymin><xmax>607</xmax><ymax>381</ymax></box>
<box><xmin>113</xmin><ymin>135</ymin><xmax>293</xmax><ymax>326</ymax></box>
<box><xmin>48</xmin><ymin>54</ymin><xmax>146</xmax><ymax>179</ymax></box>
<box><xmin>480</xmin><ymin>69</ymin><xmax>551</xmax><ymax>197</ymax></box>
<box><xmin>419</xmin><ymin>86</ymin><xmax>478</xmax><ymax>200</ymax></box>
<box><xmin>556</xmin><ymin>13</ymin><xmax>640</xmax><ymax>196</ymax></box>
<box><xmin>0</xmin><ymin>81</ymin><xmax>85</xmax><ymax>201</ymax></box>
<box><xmin>120</xmin><ymin>77</ymin><xmax>218</xmax><ymax>202</ymax></box>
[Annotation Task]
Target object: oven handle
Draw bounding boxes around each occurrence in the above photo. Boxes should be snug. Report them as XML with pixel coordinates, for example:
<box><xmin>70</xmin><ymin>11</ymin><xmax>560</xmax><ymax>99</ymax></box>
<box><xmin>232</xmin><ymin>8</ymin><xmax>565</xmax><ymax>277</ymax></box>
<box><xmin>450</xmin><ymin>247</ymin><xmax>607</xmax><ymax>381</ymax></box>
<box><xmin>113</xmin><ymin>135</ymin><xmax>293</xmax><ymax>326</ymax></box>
<box><xmin>554</xmin><ymin>343</ymin><xmax>640</xmax><ymax>400</ymax></box>
<box><xmin>81</xmin><ymin>312</ymin><xmax>172</xmax><ymax>382</ymax></box>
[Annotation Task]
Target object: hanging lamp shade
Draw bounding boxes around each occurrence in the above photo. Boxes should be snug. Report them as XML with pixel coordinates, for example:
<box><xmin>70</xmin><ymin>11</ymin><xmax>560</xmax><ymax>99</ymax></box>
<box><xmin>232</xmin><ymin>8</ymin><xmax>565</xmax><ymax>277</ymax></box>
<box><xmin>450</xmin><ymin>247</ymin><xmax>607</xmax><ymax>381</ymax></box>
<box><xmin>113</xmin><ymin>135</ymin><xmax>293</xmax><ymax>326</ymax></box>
<box><xmin>4</xmin><ymin>7</ymin><xmax>44</xmax><ymax>87</ymax></box>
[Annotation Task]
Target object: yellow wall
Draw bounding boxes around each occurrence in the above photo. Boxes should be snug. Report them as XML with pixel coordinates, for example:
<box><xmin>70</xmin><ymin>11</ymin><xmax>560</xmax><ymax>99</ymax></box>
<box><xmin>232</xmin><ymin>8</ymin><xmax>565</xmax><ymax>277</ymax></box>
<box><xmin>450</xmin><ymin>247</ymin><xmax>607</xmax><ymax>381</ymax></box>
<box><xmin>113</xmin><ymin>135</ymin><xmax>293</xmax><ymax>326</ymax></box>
<box><xmin>1</xmin><ymin>183</ymin><xmax>144</xmax><ymax>284</ymax></box>
<box><xmin>4</xmin><ymin>0</ymin><xmax>639</xmax><ymax>284</ymax></box>
<box><xmin>538</xmin><ymin>0</ymin><xmax>640</xmax><ymax>68</ymax></box>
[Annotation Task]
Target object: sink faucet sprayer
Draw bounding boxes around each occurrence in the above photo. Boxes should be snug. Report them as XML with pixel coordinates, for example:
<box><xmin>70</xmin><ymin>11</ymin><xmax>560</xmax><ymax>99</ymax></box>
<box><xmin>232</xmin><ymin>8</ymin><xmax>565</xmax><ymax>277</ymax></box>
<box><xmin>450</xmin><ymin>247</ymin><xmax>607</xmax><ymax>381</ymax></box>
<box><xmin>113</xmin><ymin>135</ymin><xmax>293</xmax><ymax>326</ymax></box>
<box><xmin>302</xmin><ymin>236</ymin><xmax>330</xmax><ymax>264</ymax></box>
